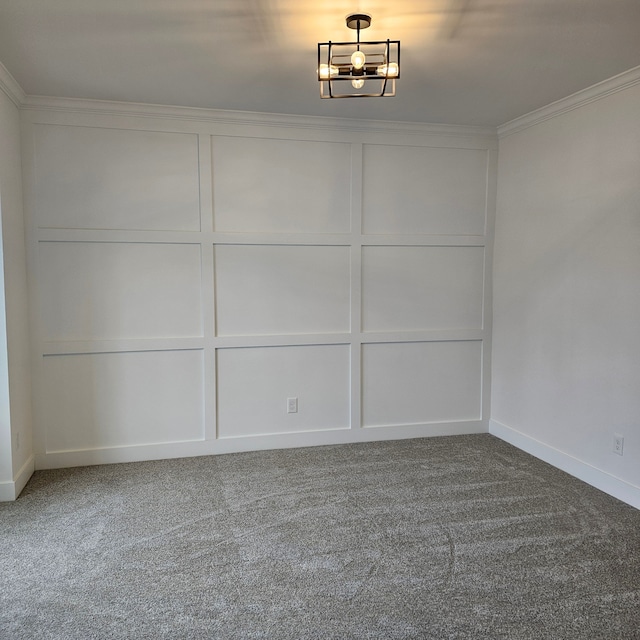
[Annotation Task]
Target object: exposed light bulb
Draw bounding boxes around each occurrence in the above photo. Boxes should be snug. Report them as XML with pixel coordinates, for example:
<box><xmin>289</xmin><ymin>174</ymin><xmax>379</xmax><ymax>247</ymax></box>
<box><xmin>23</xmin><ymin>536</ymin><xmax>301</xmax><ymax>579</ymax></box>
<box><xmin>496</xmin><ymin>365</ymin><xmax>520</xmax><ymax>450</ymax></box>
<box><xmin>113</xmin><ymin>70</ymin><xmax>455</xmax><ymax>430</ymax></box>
<box><xmin>351</xmin><ymin>78</ymin><xmax>365</xmax><ymax>89</ymax></box>
<box><xmin>318</xmin><ymin>64</ymin><xmax>339</xmax><ymax>79</ymax></box>
<box><xmin>377</xmin><ymin>63</ymin><xmax>399</xmax><ymax>78</ymax></box>
<box><xmin>351</xmin><ymin>50</ymin><xmax>366</xmax><ymax>70</ymax></box>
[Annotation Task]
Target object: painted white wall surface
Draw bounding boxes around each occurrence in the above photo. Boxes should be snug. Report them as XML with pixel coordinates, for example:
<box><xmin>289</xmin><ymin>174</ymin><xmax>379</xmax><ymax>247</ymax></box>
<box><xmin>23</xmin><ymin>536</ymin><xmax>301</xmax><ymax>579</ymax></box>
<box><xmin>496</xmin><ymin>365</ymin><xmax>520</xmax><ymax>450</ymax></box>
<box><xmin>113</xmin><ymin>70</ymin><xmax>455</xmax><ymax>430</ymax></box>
<box><xmin>492</xmin><ymin>80</ymin><xmax>640</xmax><ymax>506</ymax></box>
<box><xmin>0</xmin><ymin>118</ymin><xmax>11</xmax><ymax>491</ymax></box>
<box><xmin>0</xmin><ymin>83</ymin><xmax>33</xmax><ymax>500</ymax></box>
<box><xmin>19</xmin><ymin>103</ymin><xmax>496</xmax><ymax>473</ymax></box>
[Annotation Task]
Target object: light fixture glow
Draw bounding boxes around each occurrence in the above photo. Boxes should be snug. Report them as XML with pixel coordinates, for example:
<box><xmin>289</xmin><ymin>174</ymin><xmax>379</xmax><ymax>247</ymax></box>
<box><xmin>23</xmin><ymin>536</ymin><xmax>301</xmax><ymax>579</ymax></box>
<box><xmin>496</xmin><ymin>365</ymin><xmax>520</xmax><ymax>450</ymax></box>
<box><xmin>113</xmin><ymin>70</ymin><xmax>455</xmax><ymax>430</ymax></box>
<box><xmin>317</xmin><ymin>14</ymin><xmax>400</xmax><ymax>99</ymax></box>
<box><xmin>351</xmin><ymin>50</ymin><xmax>366</xmax><ymax>70</ymax></box>
<box><xmin>318</xmin><ymin>64</ymin><xmax>339</xmax><ymax>79</ymax></box>
<box><xmin>377</xmin><ymin>62</ymin><xmax>399</xmax><ymax>78</ymax></box>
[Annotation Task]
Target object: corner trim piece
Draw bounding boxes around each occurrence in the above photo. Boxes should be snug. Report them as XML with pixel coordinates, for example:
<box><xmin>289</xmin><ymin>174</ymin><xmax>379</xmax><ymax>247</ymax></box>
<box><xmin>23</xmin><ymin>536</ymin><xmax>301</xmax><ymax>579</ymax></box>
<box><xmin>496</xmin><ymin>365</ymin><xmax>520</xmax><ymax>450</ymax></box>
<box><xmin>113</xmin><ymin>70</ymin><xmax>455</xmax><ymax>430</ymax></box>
<box><xmin>0</xmin><ymin>61</ymin><xmax>26</xmax><ymax>108</ymax></box>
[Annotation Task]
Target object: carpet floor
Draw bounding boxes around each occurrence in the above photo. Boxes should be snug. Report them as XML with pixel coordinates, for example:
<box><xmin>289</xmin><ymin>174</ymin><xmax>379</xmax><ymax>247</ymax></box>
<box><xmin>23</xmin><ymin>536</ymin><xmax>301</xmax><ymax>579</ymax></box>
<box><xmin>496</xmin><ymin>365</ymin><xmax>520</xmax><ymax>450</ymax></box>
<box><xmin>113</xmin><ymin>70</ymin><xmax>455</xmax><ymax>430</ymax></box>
<box><xmin>1</xmin><ymin>434</ymin><xmax>639</xmax><ymax>639</ymax></box>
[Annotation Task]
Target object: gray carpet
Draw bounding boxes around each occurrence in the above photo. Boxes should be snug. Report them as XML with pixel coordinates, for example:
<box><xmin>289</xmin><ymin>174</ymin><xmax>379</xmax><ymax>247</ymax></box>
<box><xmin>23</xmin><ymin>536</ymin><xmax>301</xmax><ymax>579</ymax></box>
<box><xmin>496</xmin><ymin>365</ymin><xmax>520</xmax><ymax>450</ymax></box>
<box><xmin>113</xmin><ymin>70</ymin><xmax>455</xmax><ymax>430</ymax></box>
<box><xmin>1</xmin><ymin>434</ymin><xmax>639</xmax><ymax>639</ymax></box>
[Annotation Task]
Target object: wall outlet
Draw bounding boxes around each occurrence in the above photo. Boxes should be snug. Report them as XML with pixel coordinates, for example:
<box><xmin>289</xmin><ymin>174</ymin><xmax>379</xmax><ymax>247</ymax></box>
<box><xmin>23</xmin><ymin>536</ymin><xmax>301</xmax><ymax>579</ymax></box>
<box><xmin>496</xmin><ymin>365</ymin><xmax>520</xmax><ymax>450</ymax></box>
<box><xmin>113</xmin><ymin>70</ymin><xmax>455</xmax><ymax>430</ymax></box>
<box><xmin>287</xmin><ymin>397</ymin><xmax>298</xmax><ymax>414</ymax></box>
<box><xmin>613</xmin><ymin>434</ymin><xmax>624</xmax><ymax>456</ymax></box>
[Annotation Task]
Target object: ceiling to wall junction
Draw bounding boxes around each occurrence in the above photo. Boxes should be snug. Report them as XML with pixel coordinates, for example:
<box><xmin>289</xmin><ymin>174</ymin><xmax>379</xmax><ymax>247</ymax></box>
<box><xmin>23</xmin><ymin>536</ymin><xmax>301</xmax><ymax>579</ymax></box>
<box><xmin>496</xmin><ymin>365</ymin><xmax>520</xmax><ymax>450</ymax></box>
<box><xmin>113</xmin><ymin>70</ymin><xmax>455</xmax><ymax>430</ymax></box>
<box><xmin>0</xmin><ymin>0</ymin><xmax>639</xmax><ymax>126</ymax></box>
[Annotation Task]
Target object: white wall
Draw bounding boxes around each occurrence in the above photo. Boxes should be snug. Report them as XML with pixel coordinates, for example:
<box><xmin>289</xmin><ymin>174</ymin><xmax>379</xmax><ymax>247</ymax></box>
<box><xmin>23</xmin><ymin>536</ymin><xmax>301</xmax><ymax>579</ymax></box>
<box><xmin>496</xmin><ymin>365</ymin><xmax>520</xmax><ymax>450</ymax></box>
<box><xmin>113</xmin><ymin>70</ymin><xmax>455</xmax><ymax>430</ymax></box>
<box><xmin>4</xmin><ymin>63</ymin><xmax>640</xmax><ymax>509</ymax></box>
<box><xmin>0</xmin><ymin>71</ymin><xmax>33</xmax><ymax>501</ymax></box>
<box><xmin>19</xmin><ymin>103</ymin><xmax>496</xmax><ymax>472</ymax></box>
<box><xmin>492</xmin><ymin>74</ymin><xmax>640</xmax><ymax>508</ymax></box>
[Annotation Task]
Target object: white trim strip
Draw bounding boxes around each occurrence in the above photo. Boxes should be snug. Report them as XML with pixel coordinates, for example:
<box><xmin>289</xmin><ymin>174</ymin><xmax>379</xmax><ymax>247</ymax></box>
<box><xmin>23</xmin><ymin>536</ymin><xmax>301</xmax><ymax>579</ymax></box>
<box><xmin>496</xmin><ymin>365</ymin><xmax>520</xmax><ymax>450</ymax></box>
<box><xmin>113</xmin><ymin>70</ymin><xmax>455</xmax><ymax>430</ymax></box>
<box><xmin>22</xmin><ymin>94</ymin><xmax>496</xmax><ymax>139</ymax></box>
<box><xmin>0</xmin><ymin>455</ymin><xmax>35</xmax><ymax>501</ymax></box>
<box><xmin>35</xmin><ymin>422</ymin><xmax>487</xmax><ymax>470</ymax></box>
<box><xmin>489</xmin><ymin>419</ymin><xmax>640</xmax><ymax>510</ymax></box>
<box><xmin>498</xmin><ymin>65</ymin><xmax>640</xmax><ymax>138</ymax></box>
<box><xmin>0</xmin><ymin>61</ymin><xmax>26</xmax><ymax>107</ymax></box>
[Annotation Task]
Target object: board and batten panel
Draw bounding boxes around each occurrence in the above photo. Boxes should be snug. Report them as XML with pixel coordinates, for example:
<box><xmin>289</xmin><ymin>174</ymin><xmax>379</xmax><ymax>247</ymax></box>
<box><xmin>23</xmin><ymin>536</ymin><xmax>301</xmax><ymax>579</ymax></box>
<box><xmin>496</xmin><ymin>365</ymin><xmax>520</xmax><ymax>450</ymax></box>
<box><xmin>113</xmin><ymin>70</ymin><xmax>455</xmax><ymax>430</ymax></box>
<box><xmin>217</xmin><ymin>344</ymin><xmax>350</xmax><ymax>438</ymax></box>
<box><xmin>211</xmin><ymin>136</ymin><xmax>351</xmax><ymax>233</ymax></box>
<box><xmin>33</xmin><ymin>125</ymin><xmax>200</xmax><ymax>231</ymax></box>
<box><xmin>39</xmin><ymin>242</ymin><xmax>203</xmax><ymax>341</ymax></box>
<box><xmin>362</xmin><ymin>341</ymin><xmax>482</xmax><ymax>427</ymax></box>
<box><xmin>362</xmin><ymin>246</ymin><xmax>485</xmax><ymax>332</ymax></box>
<box><xmin>215</xmin><ymin>245</ymin><xmax>351</xmax><ymax>336</ymax></box>
<box><xmin>42</xmin><ymin>350</ymin><xmax>205</xmax><ymax>452</ymax></box>
<box><xmin>362</xmin><ymin>144</ymin><xmax>488</xmax><ymax>235</ymax></box>
<box><xmin>22</xmin><ymin>108</ymin><xmax>495</xmax><ymax>472</ymax></box>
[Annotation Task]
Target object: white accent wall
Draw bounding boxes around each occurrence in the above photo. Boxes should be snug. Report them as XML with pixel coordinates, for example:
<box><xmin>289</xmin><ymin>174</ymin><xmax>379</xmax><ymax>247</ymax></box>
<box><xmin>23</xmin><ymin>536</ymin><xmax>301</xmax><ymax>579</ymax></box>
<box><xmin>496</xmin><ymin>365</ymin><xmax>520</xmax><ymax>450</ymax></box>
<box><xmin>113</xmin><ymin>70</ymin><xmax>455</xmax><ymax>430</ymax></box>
<box><xmin>0</xmin><ymin>76</ymin><xmax>33</xmax><ymax>501</ymax></box>
<box><xmin>20</xmin><ymin>105</ymin><xmax>496</xmax><ymax>470</ymax></box>
<box><xmin>492</xmin><ymin>76</ymin><xmax>640</xmax><ymax>508</ymax></box>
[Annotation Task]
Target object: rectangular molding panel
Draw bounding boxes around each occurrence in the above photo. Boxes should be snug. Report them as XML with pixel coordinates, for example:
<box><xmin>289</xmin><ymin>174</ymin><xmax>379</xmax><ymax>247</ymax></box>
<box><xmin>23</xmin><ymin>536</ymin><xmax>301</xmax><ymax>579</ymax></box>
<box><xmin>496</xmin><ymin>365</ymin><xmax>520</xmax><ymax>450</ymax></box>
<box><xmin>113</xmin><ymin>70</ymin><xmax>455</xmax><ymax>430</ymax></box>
<box><xmin>34</xmin><ymin>125</ymin><xmax>201</xmax><ymax>231</ymax></box>
<box><xmin>42</xmin><ymin>350</ymin><xmax>205</xmax><ymax>452</ymax></box>
<box><xmin>23</xmin><ymin>108</ymin><xmax>496</xmax><ymax>468</ymax></box>
<box><xmin>362</xmin><ymin>341</ymin><xmax>483</xmax><ymax>427</ymax></box>
<box><xmin>214</xmin><ymin>244</ymin><xmax>351</xmax><ymax>336</ymax></box>
<box><xmin>217</xmin><ymin>344</ymin><xmax>350</xmax><ymax>438</ymax></box>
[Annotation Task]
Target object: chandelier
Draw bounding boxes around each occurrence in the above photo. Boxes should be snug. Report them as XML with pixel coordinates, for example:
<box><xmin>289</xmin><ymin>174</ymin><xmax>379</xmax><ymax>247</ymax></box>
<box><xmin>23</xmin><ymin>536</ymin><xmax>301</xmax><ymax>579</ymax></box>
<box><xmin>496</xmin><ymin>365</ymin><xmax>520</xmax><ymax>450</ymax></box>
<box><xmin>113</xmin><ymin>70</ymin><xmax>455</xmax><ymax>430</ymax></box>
<box><xmin>317</xmin><ymin>13</ymin><xmax>400</xmax><ymax>98</ymax></box>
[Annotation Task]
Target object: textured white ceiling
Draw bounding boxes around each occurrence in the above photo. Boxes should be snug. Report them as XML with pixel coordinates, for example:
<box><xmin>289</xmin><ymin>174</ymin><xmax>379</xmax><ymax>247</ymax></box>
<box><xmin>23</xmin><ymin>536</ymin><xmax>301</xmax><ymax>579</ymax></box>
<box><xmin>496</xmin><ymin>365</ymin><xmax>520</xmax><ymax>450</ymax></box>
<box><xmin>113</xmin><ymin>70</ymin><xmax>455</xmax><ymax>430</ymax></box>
<box><xmin>1</xmin><ymin>0</ymin><xmax>639</xmax><ymax>126</ymax></box>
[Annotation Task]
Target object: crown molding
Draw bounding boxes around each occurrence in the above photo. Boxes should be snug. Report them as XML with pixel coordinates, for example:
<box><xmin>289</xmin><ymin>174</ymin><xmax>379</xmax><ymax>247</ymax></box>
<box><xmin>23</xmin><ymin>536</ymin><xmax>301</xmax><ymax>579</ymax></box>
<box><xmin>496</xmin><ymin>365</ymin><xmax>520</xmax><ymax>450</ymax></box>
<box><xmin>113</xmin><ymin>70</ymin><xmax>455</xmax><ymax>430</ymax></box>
<box><xmin>8</xmin><ymin>64</ymin><xmax>640</xmax><ymax>140</ymax></box>
<box><xmin>21</xmin><ymin>94</ymin><xmax>497</xmax><ymax>140</ymax></box>
<box><xmin>498</xmin><ymin>65</ymin><xmax>640</xmax><ymax>138</ymax></box>
<box><xmin>0</xmin><ymin>62</ymin><xmax>26</xmax><ymax>108</ymax></box>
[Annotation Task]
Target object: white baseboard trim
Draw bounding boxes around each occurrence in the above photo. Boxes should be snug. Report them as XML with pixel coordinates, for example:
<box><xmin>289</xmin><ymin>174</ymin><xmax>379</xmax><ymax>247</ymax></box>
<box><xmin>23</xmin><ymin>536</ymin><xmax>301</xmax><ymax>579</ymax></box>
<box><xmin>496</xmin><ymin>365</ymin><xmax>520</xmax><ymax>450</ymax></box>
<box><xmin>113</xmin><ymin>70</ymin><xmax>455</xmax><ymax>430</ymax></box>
<box><xmin>0</xmin><ymin>481</ymin><xmax>15</xmax><ymax>502</ymax></box>
<box><xmin>34</xmin><ymin>421</ymin><xmax>488</xmax><ymax>470</ymax></box>
<box><xmin>0</xmin><ymin>455</ymin><xmax>35</xmax><ymax>501</ymax></box>
<box><xmin>489</xmin><ymin>419</ymin><xmax>640</xmax><ymax>510</ymax></box>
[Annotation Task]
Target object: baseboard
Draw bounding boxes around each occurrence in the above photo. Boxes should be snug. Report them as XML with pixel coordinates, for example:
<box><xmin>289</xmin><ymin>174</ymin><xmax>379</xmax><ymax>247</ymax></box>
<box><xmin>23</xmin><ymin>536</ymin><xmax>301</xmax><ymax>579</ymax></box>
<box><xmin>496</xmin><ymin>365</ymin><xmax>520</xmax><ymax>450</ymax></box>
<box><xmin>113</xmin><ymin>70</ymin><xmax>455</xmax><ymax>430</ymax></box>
<box><xmin>489</xmin><ymin>419</ymin><xmax>640</xmax><ymax>510</ymax></box>
<box><xmin>34</xmin><ymin>421</ymin><xmax>488</xmax><ymax>470</ymax></box>
<box><xmin>0</xmin><ymin>455</ymin><xmax>35</xmax><ymax>501</ymax></box>
<box><xmin>0</xmin><ymin>481</ymin><xmax>15</xmax><ymax>502</ymax></box>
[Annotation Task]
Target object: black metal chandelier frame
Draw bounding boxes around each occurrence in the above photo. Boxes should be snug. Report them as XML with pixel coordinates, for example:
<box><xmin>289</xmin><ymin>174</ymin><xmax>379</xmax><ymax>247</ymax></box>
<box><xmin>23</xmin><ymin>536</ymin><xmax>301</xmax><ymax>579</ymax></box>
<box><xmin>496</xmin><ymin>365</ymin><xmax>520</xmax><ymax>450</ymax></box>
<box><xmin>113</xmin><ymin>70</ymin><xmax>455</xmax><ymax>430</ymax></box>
<box><xmin>317</xmin><ymin>13</ymin><xmax>401</xmax><ymax>99</ymax></box>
